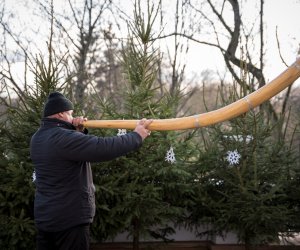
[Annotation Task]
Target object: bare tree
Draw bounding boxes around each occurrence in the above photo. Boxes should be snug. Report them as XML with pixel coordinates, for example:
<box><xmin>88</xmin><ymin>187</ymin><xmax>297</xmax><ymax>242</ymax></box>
<box><xmin>155</xmin><ymin>0</ymin><xmax>199</xmax><ymax>116</ymax></box>
<box><xmin>155</xmin><ymin>0</ymin><xmax>299</xmax><ymax>120</ymax></box>
<box><xmin>37</xmin><ymin>0</ymin><xmax>119</xmax><ymax>105</ymax></box>
<box><xmin>155</xmin><ymin>0</ymin><xmax>261</xmax><ymax>88</ymax></box>
<box><xmin>0</xmin><ymin>1</ymin><xmax>33</xmax><ymax>104</ymax></box>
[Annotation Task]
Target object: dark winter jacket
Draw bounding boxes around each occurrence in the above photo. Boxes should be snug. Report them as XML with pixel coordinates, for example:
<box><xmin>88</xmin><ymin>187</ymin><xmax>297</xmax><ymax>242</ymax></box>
<box><xmin>30</xmin><ymin>118</ymin><xmax>143</xmax><ymax>232</ymax></box>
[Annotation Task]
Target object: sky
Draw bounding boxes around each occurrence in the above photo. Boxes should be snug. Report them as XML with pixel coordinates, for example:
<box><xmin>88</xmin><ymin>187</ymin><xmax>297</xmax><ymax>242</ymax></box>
<box><xmin>2</xmin><ymin>0</ymin><xmax>300</xmax><ymax>88</ymax></box>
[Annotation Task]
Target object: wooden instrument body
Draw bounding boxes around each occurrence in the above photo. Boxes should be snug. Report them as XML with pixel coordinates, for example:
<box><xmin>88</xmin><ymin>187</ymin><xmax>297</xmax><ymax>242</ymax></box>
<box><xmin>84</xmin><ymin>58</ymin><xmax>300</xmax><ymax>131</ymax></box>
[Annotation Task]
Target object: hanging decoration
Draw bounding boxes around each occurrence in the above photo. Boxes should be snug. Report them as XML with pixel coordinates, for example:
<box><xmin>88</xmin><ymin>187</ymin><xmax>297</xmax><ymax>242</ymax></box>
<box><xmin>117</xmin><ymin>129</ymin><xmax>127</xmax><ymax>136</ymax></box>
<box><xmin>32</xmin><ymin>170</ymin><xmax>36</xmax><ymax>183</ymax></box>
<box><xmin>165</xmin><ymin>146</ymin><xmax>176</xmax><ymax>164</ymax></box>
<box><xmin>226</xmin><ymin>150</ymin><xmax>241</xmax><ymax>165</ymax></box>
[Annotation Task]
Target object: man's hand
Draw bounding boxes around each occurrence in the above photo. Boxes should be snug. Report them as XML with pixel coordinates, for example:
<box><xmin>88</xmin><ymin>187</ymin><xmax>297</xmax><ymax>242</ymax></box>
<box><xmin>134</xmin><ymin>118</ymin><xmax>153</xmax><ymax>140</ymax></box>
<box><xmin>72</xmin><ymin>116</ymin><xmax>88</xmax><ymax>132</ymax></box>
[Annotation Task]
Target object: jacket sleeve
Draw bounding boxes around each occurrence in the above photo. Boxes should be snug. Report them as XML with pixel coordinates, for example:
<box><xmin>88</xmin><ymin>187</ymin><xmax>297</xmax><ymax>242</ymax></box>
<box><xmin>55</xmin><ymin>130</ymin><xmax>143</xmax><ymax>162</ymax></box>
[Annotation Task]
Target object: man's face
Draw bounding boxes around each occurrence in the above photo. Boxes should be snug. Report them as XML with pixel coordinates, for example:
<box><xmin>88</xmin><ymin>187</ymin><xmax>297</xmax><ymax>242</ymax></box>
<box><xmin>60</xmin><ymin>110</ymin><xmax>74</xmax><ymax>124</ymax></box>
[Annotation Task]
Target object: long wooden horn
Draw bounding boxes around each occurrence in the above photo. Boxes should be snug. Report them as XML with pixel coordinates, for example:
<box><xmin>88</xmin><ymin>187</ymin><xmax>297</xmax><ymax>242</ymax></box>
<box><xmin>84</xmin><ymin>58</ymin><xmax>300</xmax><ymax>131</ymax></box>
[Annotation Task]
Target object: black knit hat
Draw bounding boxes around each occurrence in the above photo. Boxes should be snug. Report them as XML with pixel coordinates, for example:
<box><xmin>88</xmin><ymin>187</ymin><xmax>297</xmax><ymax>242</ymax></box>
<box><xmin>43</xmin><ymin>92</ymin><xmax>74</xmax><ymax>117</ymax></box>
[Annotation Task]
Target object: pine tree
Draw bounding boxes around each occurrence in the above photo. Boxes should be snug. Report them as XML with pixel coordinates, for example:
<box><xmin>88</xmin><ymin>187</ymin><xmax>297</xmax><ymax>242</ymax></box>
<box><xmin>0</xmin><ymin>13</ymin><xmax>74</xmax><ymax>248</ymax></box>
<box><xmin>188</xmin><ymin>82</ymin><xmax>298</xmax><ymax>248</ymax></box>
<box><xmin>90</xmin><ymin>1</ymin><xmax>197</xmax><ymax>249</ymax></box>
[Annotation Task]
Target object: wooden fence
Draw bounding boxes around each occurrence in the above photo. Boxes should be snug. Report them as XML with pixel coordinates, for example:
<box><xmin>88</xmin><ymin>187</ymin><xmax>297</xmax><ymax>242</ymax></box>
<box><xmin>90</xmin><ymin>241</ymin><xmax>300</xmax><ymax>250</ymax></box>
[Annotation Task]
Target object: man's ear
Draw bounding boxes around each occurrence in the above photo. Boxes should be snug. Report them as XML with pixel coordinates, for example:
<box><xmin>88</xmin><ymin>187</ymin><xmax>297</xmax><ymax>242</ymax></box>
<box><xmin>57</xmin><ymin>112</ymin><xmax>64</xmax><ymax>118</ymax></box>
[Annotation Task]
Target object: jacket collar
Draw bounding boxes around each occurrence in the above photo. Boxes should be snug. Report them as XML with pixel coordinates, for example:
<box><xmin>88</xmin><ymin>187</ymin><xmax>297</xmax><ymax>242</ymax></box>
<box><xmin>41</xmin><ymin>118</ymin><xmax>76</xmax><ymax>130</ymax></box>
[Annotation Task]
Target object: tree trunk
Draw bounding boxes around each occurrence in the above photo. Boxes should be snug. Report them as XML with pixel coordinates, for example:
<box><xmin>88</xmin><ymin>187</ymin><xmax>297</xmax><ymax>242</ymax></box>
<box><xmin>132</xmin><ymin>217</ymin><xmax>140</xmax><ymax>250</ymax></box>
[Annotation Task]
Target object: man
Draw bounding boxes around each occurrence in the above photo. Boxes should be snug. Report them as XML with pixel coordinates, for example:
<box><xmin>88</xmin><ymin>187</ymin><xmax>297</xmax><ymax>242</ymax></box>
<box><xmin>30</xmin><ymin>92</ymin><xmax>152</xmax><ymax>250</ymax></box>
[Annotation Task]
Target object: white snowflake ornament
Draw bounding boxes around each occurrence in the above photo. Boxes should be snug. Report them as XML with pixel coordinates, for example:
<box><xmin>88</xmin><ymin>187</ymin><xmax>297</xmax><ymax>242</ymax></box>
<box><xmin>117</xmin><ymin>129</ymin><xmax>127</xmax><ymax>136</ymax></box>
<box><xmin>226</xmin><ymin>149</ymin><xmax>241</xmax><ymax>165</ymax></box>
<box><xmin>32</xmin><ymin>170</ymin><xmax>36</xmax><ymax>182</ymax></box>
<box><xmin>165</xmin><ymin>146</ymin><xmax>176</xmax><ymax>164</ymax></box>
